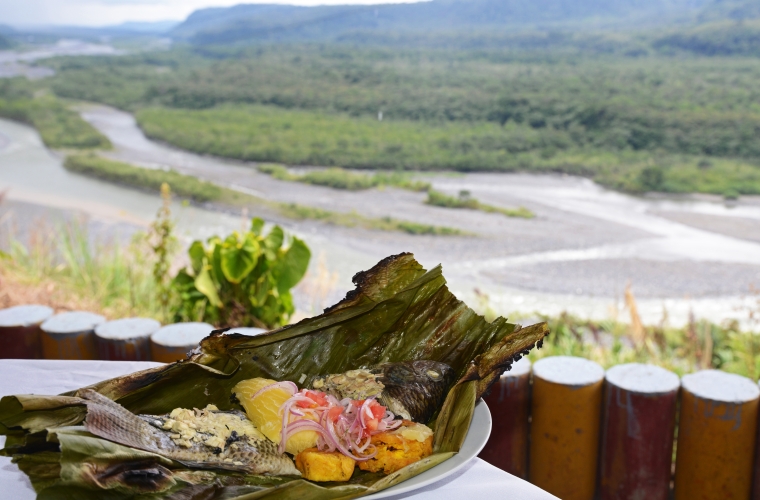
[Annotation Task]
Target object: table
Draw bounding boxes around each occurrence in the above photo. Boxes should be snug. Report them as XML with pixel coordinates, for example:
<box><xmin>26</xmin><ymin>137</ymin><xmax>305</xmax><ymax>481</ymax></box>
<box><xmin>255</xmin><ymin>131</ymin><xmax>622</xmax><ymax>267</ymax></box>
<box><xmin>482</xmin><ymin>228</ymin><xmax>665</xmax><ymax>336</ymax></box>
<box><xmin>0</xmin><ymin>360</ymin><xmax>557</xmax><ymax>499</ymax></box>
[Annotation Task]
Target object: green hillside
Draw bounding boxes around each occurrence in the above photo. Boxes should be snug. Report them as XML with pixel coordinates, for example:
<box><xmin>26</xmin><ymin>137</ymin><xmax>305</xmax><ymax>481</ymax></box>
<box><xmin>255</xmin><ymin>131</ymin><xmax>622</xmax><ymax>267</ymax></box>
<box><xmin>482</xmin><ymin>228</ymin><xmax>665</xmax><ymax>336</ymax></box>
<box><xmin>171</xmin><ymin>0</ymin><xmax>710</xmax><ymax>45</ymax></box>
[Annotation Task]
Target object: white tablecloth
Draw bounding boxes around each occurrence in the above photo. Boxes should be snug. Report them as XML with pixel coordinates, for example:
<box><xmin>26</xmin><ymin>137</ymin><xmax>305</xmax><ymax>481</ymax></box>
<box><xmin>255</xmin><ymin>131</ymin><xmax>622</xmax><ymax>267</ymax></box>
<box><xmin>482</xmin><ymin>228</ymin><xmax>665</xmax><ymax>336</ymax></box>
<box><xmin>0</xmin><ymin>360</ymin><xmax>556</xmax><ymax>499</ymax></box>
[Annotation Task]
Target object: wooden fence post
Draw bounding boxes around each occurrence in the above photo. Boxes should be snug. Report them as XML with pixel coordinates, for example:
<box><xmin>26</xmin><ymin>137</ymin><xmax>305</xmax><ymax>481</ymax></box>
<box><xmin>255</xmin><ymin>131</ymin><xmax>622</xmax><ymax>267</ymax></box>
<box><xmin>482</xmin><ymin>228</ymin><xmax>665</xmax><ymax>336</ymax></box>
<box><xmin>479</xmin><ymin>357</ymin><xmax>531</xmax><ymax>478</ymax></box>
<box><xmin>599</xmin><ymin>363</ymin><xmax>680</xmax><ymax>500</ymax></box>
<box><xmin>40</xmin><ymin>311</ymin><xmax>105</xmax><ymax>360</ymax></box>
<box><xmin>0</xmin><ymin>305</ymin><xmax>53</xmax><ymax>359</ymax></box>
<box><xmin>752</xmin><ymin>379</ymin><xmax>760</xmax><ymax>500</ymax></box>
<box><xmin>95</xmin><ymin>318</ymin><xmax>161</xmax><ymax>361</ymax></box>
<box><xmin>150</xmin><ymin>322</ymin><xmax>214</xmax><ymax>363</ymax></box>
<box><xmin>675</xmin><ymin>370</ymin><xmax>759</xmax><ymax>500</ymax></box>
<box><xmin>529</xmin><ymin>355</ymin><xmax>604</xmax><ymax>500</ymax></box>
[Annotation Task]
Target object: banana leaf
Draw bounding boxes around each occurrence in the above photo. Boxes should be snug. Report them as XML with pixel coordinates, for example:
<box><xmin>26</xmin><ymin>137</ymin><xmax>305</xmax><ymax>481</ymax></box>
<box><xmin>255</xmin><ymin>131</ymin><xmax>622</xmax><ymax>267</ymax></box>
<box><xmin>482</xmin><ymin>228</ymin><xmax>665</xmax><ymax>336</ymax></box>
<box><xmin>0</xmin><ymin>253</ymin><xmax>548</xmax><ymax>499</ymax></box>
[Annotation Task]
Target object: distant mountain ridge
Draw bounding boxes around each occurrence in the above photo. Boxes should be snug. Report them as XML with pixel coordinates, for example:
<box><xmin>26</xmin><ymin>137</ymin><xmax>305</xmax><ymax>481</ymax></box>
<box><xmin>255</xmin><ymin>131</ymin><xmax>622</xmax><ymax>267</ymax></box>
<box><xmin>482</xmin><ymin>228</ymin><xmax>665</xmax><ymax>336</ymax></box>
<box><xmin>109</xmin><ymin>20</ymin><xmax>180</xmax><ymax>34</ymax></box>
<box><xmin>171</xmin><ymin>0</ymin><xmax>721</xmax><ymax>45</ymax></box>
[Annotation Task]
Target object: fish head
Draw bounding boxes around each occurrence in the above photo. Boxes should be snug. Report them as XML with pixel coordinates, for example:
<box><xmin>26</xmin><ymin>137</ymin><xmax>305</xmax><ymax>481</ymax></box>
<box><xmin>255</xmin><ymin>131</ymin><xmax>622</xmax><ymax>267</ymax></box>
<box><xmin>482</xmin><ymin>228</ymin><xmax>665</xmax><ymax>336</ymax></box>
<box><xmin>373</xmin><ymin>360</ymin><xmax>455</xmax><ymax>423</ymax></box>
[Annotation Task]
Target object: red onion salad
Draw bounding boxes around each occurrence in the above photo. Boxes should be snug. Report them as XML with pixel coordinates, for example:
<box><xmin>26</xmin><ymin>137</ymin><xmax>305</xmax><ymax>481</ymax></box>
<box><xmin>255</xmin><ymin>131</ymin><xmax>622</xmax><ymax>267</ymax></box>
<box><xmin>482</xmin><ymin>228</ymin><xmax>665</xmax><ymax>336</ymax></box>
<box><xmin>257</xmin><ymin>383</ymin><xmax>403</xmax><ymax>461</ymax></box>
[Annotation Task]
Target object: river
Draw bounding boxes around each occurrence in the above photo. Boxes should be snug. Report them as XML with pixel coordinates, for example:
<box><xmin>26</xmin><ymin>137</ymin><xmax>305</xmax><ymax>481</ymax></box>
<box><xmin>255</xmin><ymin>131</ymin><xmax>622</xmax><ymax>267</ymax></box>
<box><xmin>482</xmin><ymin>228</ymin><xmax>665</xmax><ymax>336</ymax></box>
<box><xmin>3</xmin><ymin>104</ymin><xmax>760</xmax><ymax>328</ymax></box>
<box><xmin>0</xmin><ymin>40</ymin><xmax>118</xmax><ymax>79</ymax></box>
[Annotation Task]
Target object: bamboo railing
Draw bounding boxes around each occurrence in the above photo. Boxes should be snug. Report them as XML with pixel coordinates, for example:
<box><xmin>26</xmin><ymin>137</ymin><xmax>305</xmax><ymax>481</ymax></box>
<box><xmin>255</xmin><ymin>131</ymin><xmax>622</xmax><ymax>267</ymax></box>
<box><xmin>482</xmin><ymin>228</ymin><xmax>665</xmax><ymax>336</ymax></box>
<box><xmin>481</xmin><ymin>356</ymin><xmax>760</xmax><ymax>500</ymax></box>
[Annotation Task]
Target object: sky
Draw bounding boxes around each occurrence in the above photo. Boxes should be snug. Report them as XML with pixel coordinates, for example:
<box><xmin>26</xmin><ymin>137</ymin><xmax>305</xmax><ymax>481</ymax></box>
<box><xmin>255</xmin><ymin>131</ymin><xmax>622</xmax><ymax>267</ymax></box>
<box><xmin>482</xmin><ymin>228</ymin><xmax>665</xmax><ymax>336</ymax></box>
<box><xmin>0</xmin><ymin>0</ymin><xmax>424</xmax><ymax>28</ymax></box>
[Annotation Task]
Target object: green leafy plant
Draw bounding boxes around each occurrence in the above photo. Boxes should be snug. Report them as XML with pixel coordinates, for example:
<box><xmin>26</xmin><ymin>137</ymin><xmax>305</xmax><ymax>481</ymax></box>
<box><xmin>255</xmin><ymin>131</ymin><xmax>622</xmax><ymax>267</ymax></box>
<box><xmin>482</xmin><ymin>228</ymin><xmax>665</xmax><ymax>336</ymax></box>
<box><xmin>172</xmin><ymin>217</ymin><xmax>311</xmax><ymax>328</ymax></box>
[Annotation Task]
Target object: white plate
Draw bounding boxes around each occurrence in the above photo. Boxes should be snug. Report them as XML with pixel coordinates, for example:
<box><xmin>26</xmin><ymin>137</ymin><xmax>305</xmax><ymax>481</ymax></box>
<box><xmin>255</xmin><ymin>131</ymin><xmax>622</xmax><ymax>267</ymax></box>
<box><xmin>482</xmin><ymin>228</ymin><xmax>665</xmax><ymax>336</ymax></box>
<box><xmin>364</xmin><ymin>399</ymin><xmax>492</xmax><ymax>499</ymax></box>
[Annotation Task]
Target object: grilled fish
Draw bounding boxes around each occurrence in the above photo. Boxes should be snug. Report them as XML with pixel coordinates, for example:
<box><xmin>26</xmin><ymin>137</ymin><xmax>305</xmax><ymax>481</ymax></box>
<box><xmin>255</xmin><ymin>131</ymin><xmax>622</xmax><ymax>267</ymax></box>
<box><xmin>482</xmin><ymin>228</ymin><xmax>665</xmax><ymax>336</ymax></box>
<box><xmin>309</xmin><ymin>360</ymin><xmax>455</xmax><ymax>423</ymax></box>
<box><xmin>79</xmin><ymin>389</ymin><xmax>300</xmax><ymax>476</ymax></box>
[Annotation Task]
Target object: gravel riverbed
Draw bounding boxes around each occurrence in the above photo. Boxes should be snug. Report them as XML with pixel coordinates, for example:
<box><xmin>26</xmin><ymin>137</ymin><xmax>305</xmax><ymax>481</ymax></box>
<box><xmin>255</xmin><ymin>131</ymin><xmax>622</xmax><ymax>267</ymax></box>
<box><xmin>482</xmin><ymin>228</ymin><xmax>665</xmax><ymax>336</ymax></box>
<box><xmin>4</xmin><ymin>105</ymin><xmax>760</xmax><ymax>327</ymax></box>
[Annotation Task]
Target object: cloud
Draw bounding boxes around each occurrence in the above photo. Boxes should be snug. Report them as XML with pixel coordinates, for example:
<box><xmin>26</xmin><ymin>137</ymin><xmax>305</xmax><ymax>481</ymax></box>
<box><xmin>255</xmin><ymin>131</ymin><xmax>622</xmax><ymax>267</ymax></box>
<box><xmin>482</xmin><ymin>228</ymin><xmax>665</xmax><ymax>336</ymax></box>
<box><xmin>1</xmin><ymin>0</ymin><xmax>425</xmax><ymax>28</ymax></box>
<box><xmin>1</xmin><ymin>0</ymin><xmax>231</xmax><ymax>27</ymax></box>
<box><xmin>96</xmin><ymin>0</ymin><xmax>168</xmax><ymax>5</ymax></box>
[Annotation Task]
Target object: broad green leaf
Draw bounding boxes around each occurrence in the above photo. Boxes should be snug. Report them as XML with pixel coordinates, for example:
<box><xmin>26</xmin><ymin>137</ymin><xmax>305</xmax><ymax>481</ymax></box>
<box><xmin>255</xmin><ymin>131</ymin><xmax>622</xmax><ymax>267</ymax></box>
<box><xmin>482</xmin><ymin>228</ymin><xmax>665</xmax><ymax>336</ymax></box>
<box><xmin>279</xmin><ymin>290</ymin><xmax>295</xmax><ymax>317</ymax></box>
<box><xmin>250</xmin><ymin>217</ymin><xmax>265</xmax><ymax>236</ymax></box>
<box><xmin>433</xmin><ymin>381</ymin><xmax>476</xmax><ymax>453</ymax></box>
<box><xmin>250</xmin><ymin>273</ymin><xmax>273</xmax><ymax>307</ymax></box>
<box><xmin>171</xmin><ymin>269</ymin><xmax>195</xmax><ymax>290</ymax></box>
<box><xmin>188</xmin><ymin>240</ymin><xmax>206</xmax><ymax>275</ymax></box>
<box><xmin>210</xmin><ymin>243</ymin><xmax>224</xmax><ymax>285</ymax></box>
<box><xmin>264</xmin><ymin>225</ymin><xmax>284</xmax><ymax>252</ymax></box>
<box><xmin>220</xmin><ymin>234</ymin><xmax>259</xmax><ymax>284</ymax></box>
<box><xmin>274</xmin><ymin>237</ymin><xmax>310</xmax><ymax>293</ymax></box>
<box><xmin>194</xmin><ymin>266</ymin><xmax>222</xmax><ymax>308</ymax></box>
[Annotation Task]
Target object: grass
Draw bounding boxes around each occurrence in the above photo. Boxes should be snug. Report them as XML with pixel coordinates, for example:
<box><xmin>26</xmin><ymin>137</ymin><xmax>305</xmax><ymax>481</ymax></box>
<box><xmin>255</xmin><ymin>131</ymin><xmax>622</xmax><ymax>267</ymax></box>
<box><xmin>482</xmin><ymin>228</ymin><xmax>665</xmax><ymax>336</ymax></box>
<box><xmin>0</xmin><ymin>220</ymin><xmax>163</xmax><ymax>321</ymax></box>
<box><xmin>426</xmin><ymin>190</ymin><xmax>535</xmax><ymax>218</ymax></box>
<box><xmin>64</xmin><ymin>154</ymin><xmax>464</xmax><ymax>236</ymax></box>
<box><xmin>527</xmin><ymin>313</ymin><xmax>760</xmax><ymax>379</ymax></box>
<box><xmin>472</xmin><ymin>291</ymin><xmax>760</xmax><ymax>379</ymax></box>
<box><xmin>258</xmin><ymin>164</ymin><xmax>430</xmax><ymax>192</ymax></box>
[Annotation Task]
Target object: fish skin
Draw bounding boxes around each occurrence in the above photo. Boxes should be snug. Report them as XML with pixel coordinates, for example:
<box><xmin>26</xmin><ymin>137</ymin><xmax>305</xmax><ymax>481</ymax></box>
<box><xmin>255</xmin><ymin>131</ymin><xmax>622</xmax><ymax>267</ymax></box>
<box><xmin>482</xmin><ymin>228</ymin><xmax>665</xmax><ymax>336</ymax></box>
<box><xmin>79</xmin><ymin>389</ymin><xmax>300</xmax><ymax>476</ymax></box>
<box><xmin>374</xmin><ymin>360</ymin><xmax>456</xmax><ymax>423</ymax></box>
<box><xmin>310</xmin><ymin>360</ymin><xmax>455</xmax><ymax>423</ymax></box>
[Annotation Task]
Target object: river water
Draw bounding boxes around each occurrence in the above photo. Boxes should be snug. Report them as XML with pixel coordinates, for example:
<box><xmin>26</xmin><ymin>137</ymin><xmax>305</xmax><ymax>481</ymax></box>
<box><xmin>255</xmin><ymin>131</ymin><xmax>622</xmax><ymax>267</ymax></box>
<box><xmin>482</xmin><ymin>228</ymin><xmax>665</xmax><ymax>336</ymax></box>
<box><xmin>3</xmin><ymin>103</ymin><xmax>760</xmax><ymax>328</ymax></box>
<box><xmin>0</xmin><ymin>40</ymin><xmax>118</xmax><ymax>79</ymax></box>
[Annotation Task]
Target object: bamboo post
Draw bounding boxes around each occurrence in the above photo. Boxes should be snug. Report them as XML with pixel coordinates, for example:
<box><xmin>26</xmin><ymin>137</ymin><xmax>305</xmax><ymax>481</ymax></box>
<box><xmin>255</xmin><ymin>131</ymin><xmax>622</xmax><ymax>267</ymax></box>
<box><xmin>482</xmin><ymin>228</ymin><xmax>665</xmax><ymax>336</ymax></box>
<box><xmin>479</xmin><ymin>357</ymin><xmax>531</xmax><ymax>478</ymax></box>
<box><xmin>0</xmin><ymin>305</ymin><xmax>53</xmax><ymax>359</ymax></box>
<box><xmin>95</xmin><ymin>318</ymin><xmax>161</xmax><ymax>361</ymax></box>
<box><xmin>150</xmin><ymin>322</ymin><xmax>214</xmax><ymax>363</ymax></box>
<box><xmin>529</xmin><ymin>356</ymin><xmax>605</xmax><ymax>500</ymax></box>
<box><xmin>599</xmin><ymin>363</ymin><xmax>680</xmax><ymax>500</ymax></box>
<box><xmin>752</xmin><ymin>380</ymin><xmax>760</xmax><ymax>500</ymax></box>
<box><xmin>675</xmin><ymin>370</ymin><xmax>759</xmax><ymax>500</ymax></box>
<box><xmin>40</xmin><ymin>311</ymin><xmax>105</xmax><ymax>360</ymax></box>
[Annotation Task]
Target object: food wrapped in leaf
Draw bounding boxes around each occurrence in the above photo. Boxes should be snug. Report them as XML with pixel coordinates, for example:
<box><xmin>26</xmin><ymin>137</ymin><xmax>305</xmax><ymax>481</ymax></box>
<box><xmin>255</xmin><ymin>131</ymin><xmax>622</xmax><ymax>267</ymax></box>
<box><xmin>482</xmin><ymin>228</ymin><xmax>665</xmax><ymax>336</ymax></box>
<box><xmin>0</xmin><ymin>253</ymin><xmax>548</xmax><ymax>499</ymax></box>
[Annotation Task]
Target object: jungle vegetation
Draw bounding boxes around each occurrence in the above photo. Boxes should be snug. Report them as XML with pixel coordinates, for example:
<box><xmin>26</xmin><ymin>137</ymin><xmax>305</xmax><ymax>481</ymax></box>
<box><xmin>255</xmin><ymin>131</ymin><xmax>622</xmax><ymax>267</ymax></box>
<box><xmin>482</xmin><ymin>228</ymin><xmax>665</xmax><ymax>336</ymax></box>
<box><xmin>33</xmin><ymin>44</ymin><xmax>760</xmax><ymax>198</ymax></box>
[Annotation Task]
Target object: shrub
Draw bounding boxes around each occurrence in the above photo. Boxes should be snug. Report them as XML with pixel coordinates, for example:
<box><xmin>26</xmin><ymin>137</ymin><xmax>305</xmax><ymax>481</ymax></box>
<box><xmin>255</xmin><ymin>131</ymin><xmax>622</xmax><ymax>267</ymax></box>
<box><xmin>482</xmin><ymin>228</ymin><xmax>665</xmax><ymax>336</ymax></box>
<box><xmin>638</xmin><ymin>166</ymin><xmax>665</xmax><ymax>192</ymax></box>
<box><xmin>172</xmin><ymin>217</ymin><xmax>311</xmax><ymax>328</ymax></box>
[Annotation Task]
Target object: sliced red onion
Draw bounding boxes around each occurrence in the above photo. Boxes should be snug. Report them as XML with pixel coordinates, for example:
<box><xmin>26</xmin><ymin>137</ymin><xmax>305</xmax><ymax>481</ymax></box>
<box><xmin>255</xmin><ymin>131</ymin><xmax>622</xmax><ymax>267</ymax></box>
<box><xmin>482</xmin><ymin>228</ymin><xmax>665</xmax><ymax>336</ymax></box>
<box><xmin>326</xmin><ymin>418</ymin><xmax>367</xmax><ymax>461</ymax></box>
<box><xmin>359</xmin><ymin>399</ymin><xmax>372</xmax><ymax>428</ymax></box>
<box><xmin>276</xmin><ymin>387</ymin><xmax>392</xmax><ymax>461</ymax></box>
<box><xmin>283</xmin><ymin>420</ymin><xmax>329</xmax><ymax>443</ymax></box>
